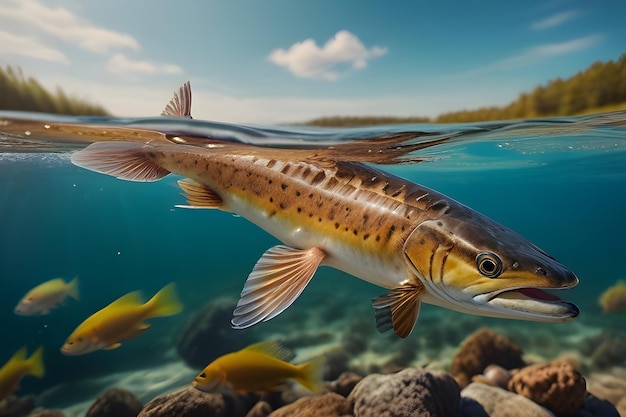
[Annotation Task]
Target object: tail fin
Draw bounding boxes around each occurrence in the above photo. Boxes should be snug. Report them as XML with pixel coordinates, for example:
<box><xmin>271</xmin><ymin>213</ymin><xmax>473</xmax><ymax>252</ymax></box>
<box><xmin>26</xmin><ymin>346</ymin><xmax>45</xmax><ymax>378</ymax></box>
<box><xmin>146</xmin><ymin>283</ymin><xmax>183</xmax><ymax>318</ymax></box>
<box><xmin>294</xmin><ymin>355</ymin><xmax>325</xmax><ymax>394</ymax></box>
<box><xmin>67</xmin><ymin>276</ymin><xmax>80</xmax><ymax>301</ymax></box>
<box><xmin>70</xmin><ymin>142</ymin><xmax>170</xmax><ymax>182</ymax></box>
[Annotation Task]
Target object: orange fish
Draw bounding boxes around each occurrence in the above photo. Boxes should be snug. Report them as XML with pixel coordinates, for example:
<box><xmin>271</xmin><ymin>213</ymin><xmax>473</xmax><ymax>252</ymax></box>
<box><xmin>15</xmin><ymin>277</ymin><xmax>79</xmax><ymax>316</ymax></box>
<box><xmin>0</xmin><ymin>346</ymin><xmax>44</xmax><ymax>401</ymax></box>
<box><xmin>192</xmin><ymin>341</ymin><xmax>324</xmax><ymax>394</ymax></box>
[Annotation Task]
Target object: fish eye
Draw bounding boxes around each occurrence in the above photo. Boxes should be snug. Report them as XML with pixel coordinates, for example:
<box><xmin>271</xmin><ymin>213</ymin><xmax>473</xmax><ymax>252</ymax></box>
<box><xmin>476</xmin><ymin>251</ymin><xmax>503</xmax><ymax>278</ymax></box>
<box><xmin>199</xmin><ymin>372</ymin><xmax>206</xmax><ymax>378</ymax></box>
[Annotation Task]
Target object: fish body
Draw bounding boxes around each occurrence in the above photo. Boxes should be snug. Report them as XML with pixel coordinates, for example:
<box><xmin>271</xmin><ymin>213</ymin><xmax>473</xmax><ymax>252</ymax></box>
<box><xmin>599</xmin><ymin>280</ymin><xmax>626</xmax><ymax>313</ymax></box>
<box><xmin>15</xmin><ymin>277</ymin><xmax>79</xmax><ymax>316</ymax></box>
<box><xmin>0</xmin><ymin>346</ymin><xmax>44</xmax><ymax>401</ymax></box>
<box><xmin>192</xmin><ymin>341</ymin><xmax>323</xmax><ymax>394</ymax></box>
<box><xmin>70</xmin><ymin>82</ymin><xmax>579</xmax><ymax>338</ymax></box>
<box><xmin>60</xmin><ymin>283</ymin><xmax>182</xmax><ymax>355</ymax></box>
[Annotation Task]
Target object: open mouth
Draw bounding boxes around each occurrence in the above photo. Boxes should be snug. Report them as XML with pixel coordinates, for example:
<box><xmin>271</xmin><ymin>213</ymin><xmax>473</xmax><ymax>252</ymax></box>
<box><xmin>474</xmin><ymin>287</ymin><xmax>580</xmax><ymax>321</ymax></box>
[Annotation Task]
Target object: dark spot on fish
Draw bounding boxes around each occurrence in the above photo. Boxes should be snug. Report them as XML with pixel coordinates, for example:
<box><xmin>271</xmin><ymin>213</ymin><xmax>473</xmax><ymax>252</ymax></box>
<box><xmin>376</xmin><ymin>235</ymin><xmax>381</xmax><ymax>242</ymax></box>
<box><xmin>420</xmin><ymin>239</ymin><xmax>425</xmax><ymax>245</ymax></box>
<box><xmin>281</xmin><ymin>183</ymin><xmax>288</xmax><ymax>190</ymax></box>
<box><xmin>296</xmin><ymin>191</ymin><xmax>301</xmax><ymax>197</ymax></box>
<box><xmin>194</xmin><ymin>159</ymin><xmax>198</xmax><ymax>166</ymax></box>
<box><xmin>279</xmin><ymin>203</ymin><xmax>285</xmax><ymax>209</ymax></box>
<box><xmin>146</xmin><ymin>151</ymin><xmax>156</xmax><ymax>158</ymax></box>
<box><xmin>268</xmin><ymin>210</ymin><xmax>276</xmax><ymax>218</ymax></box>
<box><xmin>318</xmin><ymin>218</ymin><xmax>322</xmax><ymax>222</ymax></box>
<box><xmin>297</xmin><ymin>207</ymin><xmax>302</xmax><ymax>213</ymax></box>
<box><xmin>334</xmin><ymin>222</ymin><xmax>340</xmax><ymax>229</ymax></box>
<box><xmin>308</xmin><ymin>193</ymin><xmax>314</xmax><ymax>199</ymax></box>
<box><xmin>387</xmin><ymin>225</ymin><xmax>396</xmax><ymax>240</ymax></box>
<box><xmin>353</xmin><ymin>229</ymin><xmax>358</xmax><ymax>235</ymax></box>
<box><xmin>437</xmin><ymin>221</ymin><xmax>443</xmax><ymax>226</ymax></box>
<box><xmin>205</xmin><ymin>163</ymin><xmax>209</xmax><ymax>171</ymax></box>
<box><xmin>312</xmin><ymin>171</ymin><xmax>326</xmax><ymax>185</ymax></box>
<box><xmin>363</xmin><ymin>233</ymin><xmax>370</xmax><ymax>240</ymax></box>
<box><xmin>267</xmin><ymin>159</ymin><xmax>277</xmax><ymax>168</ymax></box>
<box><xmin>268</xmin><ymin>179</ymin><xmax>273</xmax><ymax>185</ymax></box>
<box><xmin>362</xmin><ymin>214</ymin><xmax>369</xmax><ymax>224</ymax></box>
<box><xmin>344</xmin><ymin>227</ymin><xmax>349</xmax><ymax>232</ymax></box>
<box><xmin>309</xmin><ymin>213</ymin><xmax>314</xmax><ymax>218</ymax></box>
<box><xmin>246</xmin><ymin>171</ymin><xmax>252</xmax><ymax>177</ymax></box>
<box><xmin>269</xmin><ymin>197</ymin><xmax>274</xmax><ymax>203</ymax></box>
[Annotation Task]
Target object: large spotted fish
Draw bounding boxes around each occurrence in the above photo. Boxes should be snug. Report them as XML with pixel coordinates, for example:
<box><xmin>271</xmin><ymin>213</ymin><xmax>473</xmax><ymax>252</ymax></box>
<box><xmin>70</xmin><ymin>83</ymin><xmax>579</xmax><ymax>338</ymax></box>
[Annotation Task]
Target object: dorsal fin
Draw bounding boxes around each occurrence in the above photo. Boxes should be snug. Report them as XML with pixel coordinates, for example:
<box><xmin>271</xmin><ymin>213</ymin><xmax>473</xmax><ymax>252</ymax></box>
<box><xmin>161</xmin><ymin>81</ymin><xmax>192</xmax><ymax>118</ymax></box>
<box><xmin>106</xmin><ymin>291</ymin><xmax>143</xmax><ymax>308</ymax></box>
<box><xmin>241</xmin><ymin>341</ymin><xmax>295</xmax><ymax>362</ymax></box>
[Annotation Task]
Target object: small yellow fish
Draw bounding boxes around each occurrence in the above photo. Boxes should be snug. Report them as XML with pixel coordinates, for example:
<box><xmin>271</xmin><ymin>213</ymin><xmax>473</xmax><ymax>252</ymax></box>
<box><xmin>599</xmin><ymin>280</ymin><xmax>626</xmax><ymax>313</ymax></box>
<box><xmin>0</xmin><ymin>346</ymin><xmax>44</xmax><ymax>401</ymax></box>
<box><xmin>15</xmin><ymin>277</ymin><xmax>79</xmax><ymax>316</ymax></box>
<box><xmin>60</xmin><ymin>283</ymin><xmax>183</xmax><ymax>355</ymax></box>
<box><xmin>192</xmin><ymin>341</ymin><xmax>324</xmax><ymax>394</ymax></box>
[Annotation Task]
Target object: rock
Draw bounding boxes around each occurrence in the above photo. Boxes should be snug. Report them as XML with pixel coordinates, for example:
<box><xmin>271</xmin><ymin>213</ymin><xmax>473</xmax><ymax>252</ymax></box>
<box><xmin>461</xmin><ymin>382</ymin><xmax>554</xmax><ymax>417</ymax></box>
<box><xmin>323</xmin><ymin>346</ymin><xmax>352</xmax><ymax>381</ymax></box>
<box><xmin>586</xmin><ymin>372</ymin><xmax>626</xmax><ymax>407</ymax></box>
<box><xmin>328</xmin><ymin>372</ymin><xmax>363</xmax><ymax>397</ymax></box>
<box><xmin>0</xmin><ymin>396</ymin><xmax>35</xmax><ymax>417</ymax></box>
<box><xmin>470</xmin><ymin>364</ymin><xmax>512</xmax><ymax>389</ymax></box>
<box><xmin>137</xmin><ymin>386</ymin><xmax>246</xmax><ymax>417</ymax></box>
<box><xmin>85</xmin><ymin>388</ymin><xmax>143</xmax><ymax>417</ymax></box>
<box><xmin>27</xmin><ymin>410</ymin><xmax>65</xmax><ymax>417</ymax></box>
<box><xmin>572</xmin><ymin>393</ymin><xmax>620</xmax><ymax>417</ymax></box>
<box><xmin>349</xmin><ymin>367</ymin><xmax>460</xmax><ymax>417</ymax></box>
<box><xmin>268</xmin><ymin>393</ymin><xmax>352</xmax><ymax>417</ymax></box>
<box><xmin>451</xmin><ymin>328</ymin><xmax>525</xmax><ymax>388</ymax></box>
<box><xmin>581</xmin><ymin>332</ymin><xmax>626</xmax><ymax>369</ymax></box>
<box><xmin>508</xmin><ymin>360</ymin><xmax>586</xmax><ymax>416</ymax></box>
<box><xmin>245</xmin><ymin>401</ymin><xmax>272</xmax><ymax>417</ymax></box>
<box><xmin>176</xmin><ymin>297</ymin><xmax>256</xmax><ymax>368</ymax></box>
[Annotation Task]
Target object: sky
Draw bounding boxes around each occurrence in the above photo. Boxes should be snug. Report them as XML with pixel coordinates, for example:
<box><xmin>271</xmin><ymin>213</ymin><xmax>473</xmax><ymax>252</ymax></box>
<box><xmin>0</xmin><ymin>0</ymin><xmax>624</xmax><ymax>124</ymax></box>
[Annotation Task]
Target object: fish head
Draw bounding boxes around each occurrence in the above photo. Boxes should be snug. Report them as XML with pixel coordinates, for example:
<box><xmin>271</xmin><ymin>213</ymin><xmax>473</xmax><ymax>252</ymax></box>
<box><xmin>404</xmin><ymin>206</ymin><xmax>579</xmax><ymax>322</ymax></box>
<box><xmin>60</xmin><ymin>333</ymin><xmax>101</xmax><ymax>355</ymax></box>
<box><xmin>14</xmin><ymin>295</ymin><xmax>37</xmax><ymax>315</ymax></box>
<box><xmin>192</xmin><ymin>364</ymin><xmax>227</xmax><ymax>392</ymax></box>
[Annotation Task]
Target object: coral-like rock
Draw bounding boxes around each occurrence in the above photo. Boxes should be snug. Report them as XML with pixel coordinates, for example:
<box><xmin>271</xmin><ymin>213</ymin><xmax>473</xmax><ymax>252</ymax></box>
<box><xmin>328</xmin><ymin>372</ymin><xmax>362</xmax><ymax>397</ymax></box>
<box><xmin>508</xmin><ymin>360</ymin><xmax>586</xmax><ymax>416</ymax></box>
<box><xmin>451</xmin><ymin>328</ymin><xmax>525</xmax><ymax>388</ymax></box>
<box><xmin>599</xmin><ymin>280</ymin><xmax>626</xmax><ymax>313</ymax></box>
<box><xmin>0</xmin><ymin>395</ymin><xmax>35</xmax><ymax>417</ymax></box>
<box><xmin>137</xmin><ymin>386</ymin><xmax>246</xmax><ymax>417</ymax></box>
<box><xmin>85</xmin><ymin>388</ymin><xmax>142</xmax><ymax>417</ymax></box>
<box><xmin>176</xmin><ymin>297</ymin><xmax>256</xmax><ymax>368</ymax></box>
<box><xmin>461</xmin><ymin>382</ymin><xmax>553</xmax><ymax>417</ymax></box>
<box><xmin>267</xmin><ymin>393</ymin><xmax>351</xmax><ymax>417</ymax></box>
<box><xmin>349</xmin><ymin>367</ymin><xmax>460</xmax><ymax>417</ymax></box>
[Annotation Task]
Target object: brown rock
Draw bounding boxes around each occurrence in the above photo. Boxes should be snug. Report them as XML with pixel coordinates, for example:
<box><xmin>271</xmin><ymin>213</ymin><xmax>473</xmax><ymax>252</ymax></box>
<box><xmin>349</xmin><ymin>367</ymin><xmax>460</xmax><ymax>417</ymax></box>
<box><xmin>451</xmin><ymin>328</ymin><xmax>525</xmax><ymax>388</ymax></box>
<box><xmin>137</xmin><ymin>386</ymin><xmax>246</xmax><ymax>417</ymax></box>
<box><xmin>245</xmin><ymin>401</ymin><xmax>272</xmax><ymax>417</ymax></box>
<box><xmin>268</xmin><ymin>393</ymin><xmax>351</xmax><ymax>417</ymax></box>
<box><xmin>461</xmin><ymin>382</ymin><xmax>553</xmax><ymax>417</ymax></box>
<box><xmin>85</xmin><ymin>388</ymin><xmax>142</xmax><ymax>417</ymax></box>
<box><xmin>328</xmin><ymin>372</ymin><xmax>363</xmax><ymax>397</ymax></box>
<box><xmin>508</xmin><ymin>360</ymin><xmax>586</xmax><ymax>416</ymax></box>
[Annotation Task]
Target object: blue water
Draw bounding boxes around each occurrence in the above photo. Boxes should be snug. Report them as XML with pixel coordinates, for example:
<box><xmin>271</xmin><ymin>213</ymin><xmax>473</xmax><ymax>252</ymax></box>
<box><xmin>1</xmin><ymin>111</ymin><xmax>625</xmax><ymax>409</ymax></box>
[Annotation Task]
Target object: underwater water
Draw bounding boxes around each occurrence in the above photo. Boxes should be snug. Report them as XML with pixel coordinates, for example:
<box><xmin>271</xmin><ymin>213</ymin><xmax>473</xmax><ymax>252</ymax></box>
<box><xmin>0</xmin><ymin>110</ymin><xmax>625</xmax><ymax>414</ymax></box>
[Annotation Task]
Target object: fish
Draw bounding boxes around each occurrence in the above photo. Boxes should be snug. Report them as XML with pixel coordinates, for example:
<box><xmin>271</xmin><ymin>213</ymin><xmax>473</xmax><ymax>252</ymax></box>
<box><xmin>598</xmin><ymin>280</ymin><xmax>626</xmax><ymax>313</ymax></box>
<box><xmin>14</xmin><ymin>277</ymin><xmax>79</xmax><ymax>316</ymax></box>
<box><xmin>0</xmin><ymin>346</ymin><xmax>44</xmax><ymax>402</ymax></box>
<box><xmin>60</xmin><ymin>283</ymin><xmax>183</xmax><ymax>355</ymax></box>
<box><xmin>192</xmin><ymin>341</ymin><xmax>324</xmax><ymax>394</ymax></box>
<box><xmin>70</xmin><ymin>82</ymin><xmax>579</xmax><ymax>338</ymax></box>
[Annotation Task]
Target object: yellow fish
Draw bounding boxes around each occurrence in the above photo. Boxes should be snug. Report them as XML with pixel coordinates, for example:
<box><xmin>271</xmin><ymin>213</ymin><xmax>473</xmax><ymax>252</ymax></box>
<box><xmin>0</xmin><ymin>346</ymin><xmax>44</xmax><ymax>401</ymax></box>
<box><xmin>192</xmin><ymin>341</ymin><xmax>324</xmax><ymax>394</ymax></box>
<box><xmin>15</xmin><ymin>277</ymin><xmax>79</xmax><ymax>316</ymax></box>
<box><xmin>599</xmin><ymin>280</ymin><xmax>626</xmax><ymax>313</ymax></box>
<box><xmin>60</xmin><ymin>283</ymin><xmax>183</xmax><ymax>355</ymax></box>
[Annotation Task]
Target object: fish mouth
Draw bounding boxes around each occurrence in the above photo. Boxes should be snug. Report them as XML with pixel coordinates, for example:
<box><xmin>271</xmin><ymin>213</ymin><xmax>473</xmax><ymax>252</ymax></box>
<box><xmin>474</xmin><ymin>287</ymin><xmax>580</xmax><ymax>322</ymax></box>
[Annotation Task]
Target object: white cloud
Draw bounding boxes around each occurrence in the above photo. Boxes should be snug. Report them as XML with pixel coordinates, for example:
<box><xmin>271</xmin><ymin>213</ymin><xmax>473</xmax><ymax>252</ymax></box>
<box><xmin>268</xmin><ymin>30</ymin><xmax>387</xmax><ymax>81</ymax></box>
<box><xmin>531</xmin><ymin>10</ymin><xmax>581</xmax><ymax>30</ymax></box>
<box><xmin>0</xmin><ymin>0</ymin><xmax>139</xmax><ymax>54</ymax></box>
<box><xmin>0</xmin><ymin>30</ymin><xmax>69</xmax><ymax>64</ymax></box>
<box><xmin>106</xmin><ymin>54</ymin><xmax>183</xmax><ymax>76</ymax></box>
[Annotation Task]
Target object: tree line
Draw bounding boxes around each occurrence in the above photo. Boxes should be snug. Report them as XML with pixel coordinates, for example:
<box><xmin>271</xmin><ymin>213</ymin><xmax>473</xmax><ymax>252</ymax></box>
<box><xmin>306</xmin><ymin>53</ymin><xmax>626</xmax><ymax>126</ymax></box>
<box><xmin>0</xmin><ymin>65</ymin><xmax>110</xmax><ymax>116</ymax></box>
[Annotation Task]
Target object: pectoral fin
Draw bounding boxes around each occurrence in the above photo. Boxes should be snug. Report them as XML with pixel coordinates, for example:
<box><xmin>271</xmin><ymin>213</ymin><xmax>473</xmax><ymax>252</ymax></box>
<box><xmin>231</xmin><ymin>246</ymin><xmax>325</xmax><ymax>329</ymax></box>
<box><xmin>103</xmin><ymin>343</ymin><xmax>122</xmax><ymax>350</ymax></box>
<box><xmin>176</xmin><ymin>178</ymin><xmax>225</xmax><ymax>210</ymax></box>
<box><xmin>372</xmin><ymin>282</ymin><xmax>425</xmax><ymax>338</ymax></box>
